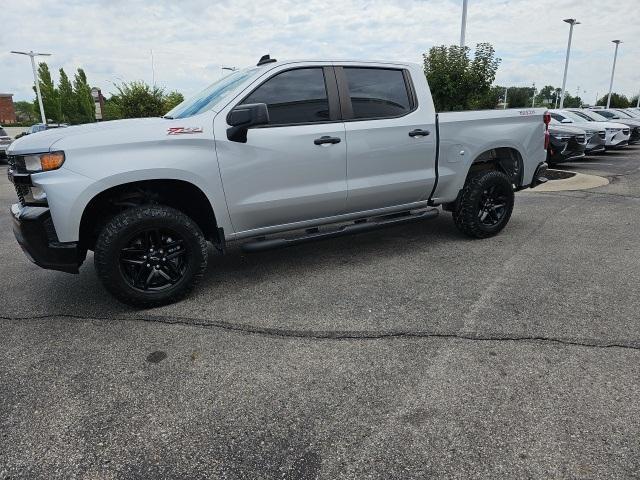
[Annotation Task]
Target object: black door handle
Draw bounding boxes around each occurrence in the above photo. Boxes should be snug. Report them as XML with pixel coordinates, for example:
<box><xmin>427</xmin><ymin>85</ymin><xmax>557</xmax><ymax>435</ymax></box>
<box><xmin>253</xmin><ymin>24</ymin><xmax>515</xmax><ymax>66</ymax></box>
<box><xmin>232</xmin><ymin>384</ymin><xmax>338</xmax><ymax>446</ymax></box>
<box><xmin>408</xmin><ymin>129</ymin><xmax>430</xmax><ymax>137</ymax></box>
<box><xmin>314</xmin><ymin>136</ymin><xmax>341</xmax><ymax>145</ymax></box>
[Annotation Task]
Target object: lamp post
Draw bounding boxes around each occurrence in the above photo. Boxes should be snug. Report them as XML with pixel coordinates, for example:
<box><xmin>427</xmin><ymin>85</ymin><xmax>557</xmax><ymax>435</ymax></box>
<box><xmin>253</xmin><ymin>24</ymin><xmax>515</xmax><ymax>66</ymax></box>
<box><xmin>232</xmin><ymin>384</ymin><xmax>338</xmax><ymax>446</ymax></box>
<box><xmin>559</xmin><ymin>18</ymin><xmax>580</xmax><ymax>108</ymax></box>
<box><xmin>460</xmin><ymin>0</ymin><xmax>468</xmax><ymax>48</ymax></box>
<box><xmin>606</xmin><ymin>40</ymin><xmax>622</xmax><ymax>109</ymax></box>
<box><xmin>503</xmin><ymin>87</ymin><xmax>508</xmax><ymax>109</ymax></box>
<box><xmin>531</xmin><ymin>83</ymin><xmax>536</xmax><ymax>107</ymax></box>
<box><xmin>10</xmin><ymin>50</ymin><xmax>51</xmax><ymax>125</ymax></box>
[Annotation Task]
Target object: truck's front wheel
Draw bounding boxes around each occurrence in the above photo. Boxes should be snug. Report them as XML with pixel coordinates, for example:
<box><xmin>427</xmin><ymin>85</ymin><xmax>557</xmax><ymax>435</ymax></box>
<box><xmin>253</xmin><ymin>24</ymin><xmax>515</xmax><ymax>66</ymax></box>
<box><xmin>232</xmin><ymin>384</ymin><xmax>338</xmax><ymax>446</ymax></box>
<box><xmin>94</xmin><ymin>205</ymin><xmax>208</xmax><ymax>307</ymax></box>
<box><xmin>452</xmin><ymin>170</ymin><xmax>514</xmax><ymax>239</ymax></box>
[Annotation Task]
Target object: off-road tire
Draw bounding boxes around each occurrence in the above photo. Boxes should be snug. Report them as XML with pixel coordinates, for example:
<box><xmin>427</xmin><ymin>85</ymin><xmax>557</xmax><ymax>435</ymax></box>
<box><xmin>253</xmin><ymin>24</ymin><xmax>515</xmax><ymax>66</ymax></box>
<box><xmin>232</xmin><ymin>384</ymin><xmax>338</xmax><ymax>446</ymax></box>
<box><xmin>94</xmin><ymin>205</ymin><xmax>208</xmax><ymax>307</ymax></box>
<box><xmin>452</xmin><ymin>170</ymin><xmax>514</xmax><ymax>239</ymax></box>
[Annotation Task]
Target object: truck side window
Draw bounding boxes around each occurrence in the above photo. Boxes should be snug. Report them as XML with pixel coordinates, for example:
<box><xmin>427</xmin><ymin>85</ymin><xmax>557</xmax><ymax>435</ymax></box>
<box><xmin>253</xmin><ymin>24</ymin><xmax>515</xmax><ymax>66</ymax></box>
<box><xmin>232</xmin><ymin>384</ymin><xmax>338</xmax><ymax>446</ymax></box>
<box><xmin>343</xmin><ymin>68</ymin><xmax>411</xmax><ymax>119</ymax></box>
<box><xmin>242</xmin><ymin>68</ymin><xmax>330</xmax><ymax>125</ymax></box>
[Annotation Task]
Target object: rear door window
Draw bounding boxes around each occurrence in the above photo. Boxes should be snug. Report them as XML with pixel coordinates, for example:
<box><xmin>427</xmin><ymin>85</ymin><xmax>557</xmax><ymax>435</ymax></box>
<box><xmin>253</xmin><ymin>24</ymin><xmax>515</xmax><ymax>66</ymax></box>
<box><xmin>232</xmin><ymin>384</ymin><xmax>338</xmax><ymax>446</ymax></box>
<box><xmin>343</xmin><ymin>68</ymin><xmax>412</xmax><ymax>119</ymax></box>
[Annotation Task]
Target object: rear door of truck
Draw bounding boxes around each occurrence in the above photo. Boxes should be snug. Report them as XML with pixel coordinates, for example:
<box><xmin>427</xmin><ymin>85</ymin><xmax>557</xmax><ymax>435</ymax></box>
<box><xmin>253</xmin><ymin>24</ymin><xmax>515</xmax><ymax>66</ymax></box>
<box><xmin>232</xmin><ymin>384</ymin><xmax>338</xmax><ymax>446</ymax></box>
<box><xmin>335</xmin><ymin>64</ymin><xmax>438</xmax><ymax>213</ymax></box>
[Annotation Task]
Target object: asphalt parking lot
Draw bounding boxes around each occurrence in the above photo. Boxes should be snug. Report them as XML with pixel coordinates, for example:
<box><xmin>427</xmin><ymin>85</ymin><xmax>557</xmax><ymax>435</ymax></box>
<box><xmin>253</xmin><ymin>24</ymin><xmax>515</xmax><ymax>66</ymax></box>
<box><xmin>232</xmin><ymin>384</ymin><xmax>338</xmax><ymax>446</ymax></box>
<box><xmin>1</xmin><ymin>147</ymin><xmax>639</xmax><ymax>479</ymax></box>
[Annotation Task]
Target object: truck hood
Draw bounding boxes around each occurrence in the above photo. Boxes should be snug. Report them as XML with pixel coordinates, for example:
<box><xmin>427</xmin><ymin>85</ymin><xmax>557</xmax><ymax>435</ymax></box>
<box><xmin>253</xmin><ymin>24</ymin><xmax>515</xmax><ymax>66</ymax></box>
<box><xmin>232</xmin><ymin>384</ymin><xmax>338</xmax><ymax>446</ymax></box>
<box><xmin>7</xmin><ymin>118</ymin><xmax>172</xmax><ymax>155</ymax></box>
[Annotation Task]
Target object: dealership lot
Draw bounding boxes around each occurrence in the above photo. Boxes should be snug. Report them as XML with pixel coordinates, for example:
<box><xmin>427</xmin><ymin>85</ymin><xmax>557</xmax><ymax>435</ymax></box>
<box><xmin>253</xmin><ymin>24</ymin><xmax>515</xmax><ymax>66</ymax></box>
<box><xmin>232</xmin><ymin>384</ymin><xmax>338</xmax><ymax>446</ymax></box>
<box><xmin>1</xmin><ymin>147</ymin><xmax>639</xmax><ymax>478</ymax></box>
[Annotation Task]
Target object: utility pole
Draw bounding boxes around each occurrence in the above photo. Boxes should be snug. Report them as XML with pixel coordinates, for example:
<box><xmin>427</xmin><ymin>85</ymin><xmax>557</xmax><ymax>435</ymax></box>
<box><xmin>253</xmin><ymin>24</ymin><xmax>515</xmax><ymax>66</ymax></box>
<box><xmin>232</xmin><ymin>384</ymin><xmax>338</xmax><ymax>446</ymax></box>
<box><xmin>151</xmin><ymin>49</ymin><xmax>156</xmax><ymax>86</ymax></box>
<box><xmin>607</xmin><ymin>40</ymin><xmax>622</xmax><ymax>109</ymax></box>
<box><xmin>531</xmin><ymin>83</ymin><xmax>536</xmax><ymax>108</ymax></box>
<box><xmin>560</xmin><ymin>18</ymin><xmax>580</xmax><ymax>108</ymax></box>
<box><xmin>10</xmin><ymin>50</ymin><xmax>52</xmax><ymax>125</ymax></box>
<box><xmin>460</xmin><ymin>0</ymin><xmax>468</xmax><ymax>48</ymax></box>
<box><xmin>503</xmin><ymin>87</ymin><xmax>508</xmax><ymax>109</ymax></box>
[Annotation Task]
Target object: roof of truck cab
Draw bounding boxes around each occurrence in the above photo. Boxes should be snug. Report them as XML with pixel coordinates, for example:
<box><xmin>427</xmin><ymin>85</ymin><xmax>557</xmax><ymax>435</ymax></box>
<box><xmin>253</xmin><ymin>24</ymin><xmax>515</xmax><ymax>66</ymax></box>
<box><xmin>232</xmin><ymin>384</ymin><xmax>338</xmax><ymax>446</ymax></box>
<box><xmin>259</xmin><ymin>59</ymin><xmax>420</xmax><ymax>68</ymax></box>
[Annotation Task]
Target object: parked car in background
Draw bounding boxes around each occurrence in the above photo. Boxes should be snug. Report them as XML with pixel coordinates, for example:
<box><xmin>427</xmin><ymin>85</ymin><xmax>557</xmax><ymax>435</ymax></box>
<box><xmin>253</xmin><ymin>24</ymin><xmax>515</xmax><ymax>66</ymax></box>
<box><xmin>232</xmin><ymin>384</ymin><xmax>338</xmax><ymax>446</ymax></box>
<box><xmin>547</xmin><ymin>124</ymin><xmax>587</xmax><ymax>165</ymax></box>
<box><xmin>14</xmin><ymin>123</ymin><xmax>68</xmax><ymax>139</ymax></box>
<box><xmin>568</xmin><ymin>109</ymin><xmax>631</xmax><ymax>149</ymax></box>
<box><xmin>590</xmin><ymin>109</ymin><xmax>640</xmax><ymax>144</ymax></box>
<box><xmin>620</xmin><ymin>108</ymin><xmax>640</xmax><ymax>118</ymax></box>
<box><xmin>549</xmin><ymin>110</ymin><xmax>605</xmax><ymax>154</ymax></box>
<box><xmin>0</xmin><ymin>126</ymin><xmax>12</xmax><ymax>159</ymax></box>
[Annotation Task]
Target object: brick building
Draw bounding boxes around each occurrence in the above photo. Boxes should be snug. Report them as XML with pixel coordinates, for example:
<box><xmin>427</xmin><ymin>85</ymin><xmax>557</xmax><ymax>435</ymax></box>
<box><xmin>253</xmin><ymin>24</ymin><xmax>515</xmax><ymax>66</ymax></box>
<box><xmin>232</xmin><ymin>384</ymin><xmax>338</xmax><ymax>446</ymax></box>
<box><xmin>0</xmin><ymin>94</ymin><xmax>17</xmax><ymax>124</ymax></box>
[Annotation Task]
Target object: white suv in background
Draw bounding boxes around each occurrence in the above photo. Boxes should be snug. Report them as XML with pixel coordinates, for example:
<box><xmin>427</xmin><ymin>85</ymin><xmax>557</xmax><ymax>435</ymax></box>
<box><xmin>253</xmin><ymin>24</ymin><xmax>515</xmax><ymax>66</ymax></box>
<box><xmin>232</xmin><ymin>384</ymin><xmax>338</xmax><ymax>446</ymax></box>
<box><xmin>567</xmin><ymin>109</ymin><xmax>630</xmax><ymax>149</ymax></box>
<box><xmin>0</xmin><ymin>125</ymin><xmax>13</xmax><ymax>159</ymax></box>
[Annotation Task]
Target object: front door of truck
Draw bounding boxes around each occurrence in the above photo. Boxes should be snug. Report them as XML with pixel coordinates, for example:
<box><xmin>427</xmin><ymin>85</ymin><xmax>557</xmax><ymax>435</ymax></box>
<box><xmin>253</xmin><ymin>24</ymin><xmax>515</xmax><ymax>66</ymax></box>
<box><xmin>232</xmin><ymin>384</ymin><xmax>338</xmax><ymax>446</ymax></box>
<box><xmin>215</xmin><ymin>66</ymin><xmax>347</xmax><ymax>233</ymax></box>
<box><xmin>336</xmin><ymin>66</ymin><xmax>437</xmax><ymax>213</ymax></box>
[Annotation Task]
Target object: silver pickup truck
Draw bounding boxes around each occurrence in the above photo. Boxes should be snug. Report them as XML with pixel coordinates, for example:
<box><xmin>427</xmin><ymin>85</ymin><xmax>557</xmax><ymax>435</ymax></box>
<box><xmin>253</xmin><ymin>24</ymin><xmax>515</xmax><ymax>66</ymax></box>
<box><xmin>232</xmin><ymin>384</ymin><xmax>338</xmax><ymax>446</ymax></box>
<box><xmin>7</xmin><ymin>56</ymin><xmax>549</xmax><ymax>306</ymax></box>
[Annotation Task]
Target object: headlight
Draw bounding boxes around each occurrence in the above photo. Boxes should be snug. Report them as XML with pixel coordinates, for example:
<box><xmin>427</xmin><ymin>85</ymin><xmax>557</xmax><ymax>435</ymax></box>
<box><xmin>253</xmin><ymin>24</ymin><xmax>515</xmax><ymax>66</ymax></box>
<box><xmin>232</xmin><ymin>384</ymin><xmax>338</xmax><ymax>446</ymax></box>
<box><xmin>23</xmin><ymin>151</ymin><xmax>65</xmax><ymax>172</ymax></box>
<box><xmin>554</xmin><ymin>134</ymin><xmax>571</xmax><ymax>140</ymax></box>
<box><xmin>605</xmin><ymin>128</ymin><xmax>620</xmax><ymax>132</ymax></box>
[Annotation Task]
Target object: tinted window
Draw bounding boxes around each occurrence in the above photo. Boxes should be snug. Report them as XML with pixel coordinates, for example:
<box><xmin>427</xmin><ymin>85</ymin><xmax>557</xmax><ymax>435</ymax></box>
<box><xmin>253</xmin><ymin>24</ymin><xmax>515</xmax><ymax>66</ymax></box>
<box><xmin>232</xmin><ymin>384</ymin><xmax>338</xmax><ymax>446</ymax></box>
<box><xmin>242</xmin><ymin>68</ymin><xmax>329</xmax><ymax>125</ymax></box>
<box><xmin>596</xmin><ymin>111</ymin><xmax>616</xmax><ymax>119</ymax></box>
<box><xmin>344</xmin><ymin>68</ymin><xmax>411</xmax><ymax>119</ymax></box>
<box><xmin>550</xmin><ymin>113</ymin><xmax>565</xmax><ymax>122</ymax></box>
<box><xmin>0</xmin><ymin>128</ymin><xmax>7</xmax><ymax>136</ymax></box>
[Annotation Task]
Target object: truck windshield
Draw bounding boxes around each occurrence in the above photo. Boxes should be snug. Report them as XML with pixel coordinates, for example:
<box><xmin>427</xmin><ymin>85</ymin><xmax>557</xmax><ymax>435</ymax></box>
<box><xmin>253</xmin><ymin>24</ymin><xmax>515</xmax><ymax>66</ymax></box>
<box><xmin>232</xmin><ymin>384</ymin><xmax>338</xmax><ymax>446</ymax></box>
<box><xmin>164</xmin><ymin>68</ymin><xmax>258</xmax><ymax>119</ymax></box>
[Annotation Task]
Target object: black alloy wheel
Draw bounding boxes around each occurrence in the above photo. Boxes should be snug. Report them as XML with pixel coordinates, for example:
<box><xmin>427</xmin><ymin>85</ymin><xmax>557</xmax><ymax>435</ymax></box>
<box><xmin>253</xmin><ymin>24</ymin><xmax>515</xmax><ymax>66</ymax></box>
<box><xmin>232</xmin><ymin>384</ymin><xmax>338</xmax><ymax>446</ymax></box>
<box><xmin>477</xmin><ymin>184</ymin><xmax>510</xmax><ymax>227</ymax></box>
<box><xmin>119</xmin><ymin>228</ymin><xmax>189</xmax><ymax>292</ymax></box>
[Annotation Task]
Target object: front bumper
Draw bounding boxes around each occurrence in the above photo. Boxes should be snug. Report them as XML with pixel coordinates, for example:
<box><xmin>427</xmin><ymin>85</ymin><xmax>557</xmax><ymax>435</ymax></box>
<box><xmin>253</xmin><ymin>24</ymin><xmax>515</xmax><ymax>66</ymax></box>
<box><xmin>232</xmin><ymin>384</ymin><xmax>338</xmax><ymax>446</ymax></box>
<box><xmin>547</xmin><ymin>138</ymin><xmax>586</xmax><ymax>164</ymax></box>
<box><xmin>11</xmin><ymin>203</ymin><xmax>85</xmax><ymax>274</ymax></box>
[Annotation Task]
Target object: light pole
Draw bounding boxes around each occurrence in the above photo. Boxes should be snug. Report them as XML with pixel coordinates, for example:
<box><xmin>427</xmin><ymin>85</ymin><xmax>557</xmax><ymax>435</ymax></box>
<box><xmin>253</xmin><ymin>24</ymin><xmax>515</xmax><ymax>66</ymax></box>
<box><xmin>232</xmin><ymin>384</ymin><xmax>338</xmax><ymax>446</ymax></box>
<box><xmin>503</xmin><ymin>87</ymin><xmax>508</xmax><ymax>109</ymax></box>
<box><xmin>460</xmin><ymin>0</ymin><xmax>468</xmax><ymax>48</ymax></box>
<box><xmin>10</xmin><ymin>50</ymin><xmax>51</xmax><ymax>125</ymax></box>
<box><xmin>606</xmin><ymin>40</ymin><xmax>622</xmax><ymax>109</ymax></box>
<box><xmin>531</xmin><ymin>83</ymin><xmax>536</xmax><ymax>107</ymax></box>
<box><xmin>559</xmin><ymin>18</ymin><xmax>580</xmax><ymax>108</ymax></box>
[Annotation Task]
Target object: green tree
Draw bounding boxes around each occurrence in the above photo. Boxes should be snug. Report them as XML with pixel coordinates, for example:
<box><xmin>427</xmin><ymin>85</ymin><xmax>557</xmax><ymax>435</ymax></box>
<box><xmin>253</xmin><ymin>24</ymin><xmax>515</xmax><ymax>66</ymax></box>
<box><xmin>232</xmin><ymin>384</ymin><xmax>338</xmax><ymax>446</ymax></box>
<box><xmin>58</xmin><ymin>68</ymin><xmax>76</xmax><ymax>123</ymax></box>
<box><xmin>34</xmin><ymin>62</ymin><xmax>61</xmax><ymax>122</ymax></box>
<box><xmin>630</xmin><ymin>95</ymin><xmax>639</xmax><ymax>107</ymax></box>
<box><xmin>73</xmin><ymin>68</ymin><xmax>96</xmax><ymax>123</ymax></box>
<box><xmin>162</xmin><ymin>91</ymin><xmax>184</xmax><ymax>113</ymax></box>
<box><xmin>113</xmin><ymin>81</ymin><xmax>165</xmax><ymax>118</ymax></box>
<box><xmin>14</xmin><ymin>101</ymin><xmax>37</xmax><ymax>122</ymax></box>
<box><xmin>423</xmin><ymin>43</ymin><xmax>501</xmax><ymax>111</ymax></box>
<box><xmin>102</xmin><ymin>97</ymin><xmax>122</xmax><ymax>121</ymax></box>
<box><xmin>596</xmin><ymin>93</ymin><xmax>630</xmax><ymax>108</ymax></box>
<box><xmin>474</xmin><ymin>85</ymin><xmax>504</xmax><ymax>110</ymax></box>
<box><xmin>501</xmin><ymin>86</ymin><xmax>535</xmax><ymax>108</ymax></box>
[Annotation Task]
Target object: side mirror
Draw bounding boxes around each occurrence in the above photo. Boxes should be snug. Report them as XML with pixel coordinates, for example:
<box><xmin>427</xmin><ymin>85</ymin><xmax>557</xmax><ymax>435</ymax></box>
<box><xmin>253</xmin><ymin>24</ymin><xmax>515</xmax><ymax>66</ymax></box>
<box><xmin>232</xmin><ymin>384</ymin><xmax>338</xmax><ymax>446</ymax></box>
<box><xmin>561</xmin><ymin>118</ymin><xmax>572</xmax><ymax>124</ymax></box>
<box><xmin>227</xmin><ymin>103</ymin><xmax>269</xmax><ymax>142</ymax></box>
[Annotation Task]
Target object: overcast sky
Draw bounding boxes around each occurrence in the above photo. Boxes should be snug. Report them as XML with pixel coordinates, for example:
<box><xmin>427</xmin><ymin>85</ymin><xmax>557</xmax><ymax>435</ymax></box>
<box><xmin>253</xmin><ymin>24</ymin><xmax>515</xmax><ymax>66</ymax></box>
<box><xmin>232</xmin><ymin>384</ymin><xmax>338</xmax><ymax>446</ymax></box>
<box><xmin>1</xmin><ymin>0</ymin><xmax>639</xmax><ymax>105</ymax></box>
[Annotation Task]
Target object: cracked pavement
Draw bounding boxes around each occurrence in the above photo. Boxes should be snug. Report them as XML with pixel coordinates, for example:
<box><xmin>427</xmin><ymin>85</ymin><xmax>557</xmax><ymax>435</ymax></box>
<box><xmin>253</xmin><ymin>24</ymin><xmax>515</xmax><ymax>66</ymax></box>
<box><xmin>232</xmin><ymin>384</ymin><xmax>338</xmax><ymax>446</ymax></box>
<box><xmin>1</xmin><ymin>147</ymin><xmax>639</xmax><ymax>479</ymax></box>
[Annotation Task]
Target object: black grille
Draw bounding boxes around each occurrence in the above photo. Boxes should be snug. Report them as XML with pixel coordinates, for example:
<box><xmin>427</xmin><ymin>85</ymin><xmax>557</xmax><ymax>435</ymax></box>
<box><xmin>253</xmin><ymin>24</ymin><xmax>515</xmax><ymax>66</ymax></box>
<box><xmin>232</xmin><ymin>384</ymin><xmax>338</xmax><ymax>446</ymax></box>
<box><xmin>15</xmin><ymin>184</ymin><xmax>29</xmax><ymax>206</ymax></box>
<box><xmin>7</xmin><ymin>155</ymin><xmax>29</xmax><ymax>206</ymax></box>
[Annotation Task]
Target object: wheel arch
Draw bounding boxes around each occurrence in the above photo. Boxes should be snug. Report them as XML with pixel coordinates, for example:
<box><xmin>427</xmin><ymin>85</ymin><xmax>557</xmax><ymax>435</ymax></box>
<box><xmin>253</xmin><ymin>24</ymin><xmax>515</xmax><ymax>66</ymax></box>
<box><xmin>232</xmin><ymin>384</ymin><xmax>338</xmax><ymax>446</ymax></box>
<box><xmin>467</xmin><ymin>146</ymin><xmax>524</xmax><ymax>187</ymax></box>
<box><xmin>78</xmin><ymin>178</ymin><xmax>221</xmax><ymax>251</ymax></box>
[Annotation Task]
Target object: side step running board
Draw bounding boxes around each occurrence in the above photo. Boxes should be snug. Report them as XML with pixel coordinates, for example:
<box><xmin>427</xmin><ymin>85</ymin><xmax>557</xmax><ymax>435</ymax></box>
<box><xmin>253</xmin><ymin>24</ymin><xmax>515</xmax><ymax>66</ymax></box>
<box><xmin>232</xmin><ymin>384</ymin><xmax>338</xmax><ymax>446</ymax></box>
<box><xmin>241</xmin><ymin>208</ymin><xmax>439</xmax><ymax>253</ymax></box>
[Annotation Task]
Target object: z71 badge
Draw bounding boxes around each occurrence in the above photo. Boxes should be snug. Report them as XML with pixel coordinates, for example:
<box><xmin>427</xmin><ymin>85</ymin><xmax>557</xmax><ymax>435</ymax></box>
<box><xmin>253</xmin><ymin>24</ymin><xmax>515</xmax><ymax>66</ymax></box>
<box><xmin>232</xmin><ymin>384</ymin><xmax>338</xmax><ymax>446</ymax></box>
<box><xmin>167</xmin><ymin>127</ymin><xmax>204</xmax><ymax>135</ymax></box>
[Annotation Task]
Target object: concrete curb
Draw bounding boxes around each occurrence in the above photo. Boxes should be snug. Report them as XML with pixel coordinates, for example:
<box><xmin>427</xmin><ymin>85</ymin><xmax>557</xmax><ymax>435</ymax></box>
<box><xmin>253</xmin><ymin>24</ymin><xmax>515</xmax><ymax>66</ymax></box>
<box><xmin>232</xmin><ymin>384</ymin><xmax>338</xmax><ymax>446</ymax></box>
<box><xmin>532</xmin><ymin>170</ymin><xmax>609</xmax><ymax>192</ymax></box>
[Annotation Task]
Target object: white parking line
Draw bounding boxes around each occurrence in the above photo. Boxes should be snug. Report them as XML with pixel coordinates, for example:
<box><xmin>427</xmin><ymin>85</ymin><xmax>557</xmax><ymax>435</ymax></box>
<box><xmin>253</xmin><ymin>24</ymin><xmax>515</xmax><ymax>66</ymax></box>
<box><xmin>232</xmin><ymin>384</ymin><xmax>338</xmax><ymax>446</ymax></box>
<box><xmin>568</xmin><ymin>162</ymin><xmax>614</xmax><ymax>166</ymax></box>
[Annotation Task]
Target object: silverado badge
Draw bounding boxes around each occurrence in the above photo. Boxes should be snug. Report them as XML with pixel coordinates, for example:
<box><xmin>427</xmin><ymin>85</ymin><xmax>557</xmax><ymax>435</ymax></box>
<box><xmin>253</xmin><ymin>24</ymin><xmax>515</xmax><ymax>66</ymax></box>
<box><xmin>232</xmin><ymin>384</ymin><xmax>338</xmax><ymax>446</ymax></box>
<box><xmin>167</xmin><ymin>127</ymin><xmax>204</xmax><ymax>135</ymax></box>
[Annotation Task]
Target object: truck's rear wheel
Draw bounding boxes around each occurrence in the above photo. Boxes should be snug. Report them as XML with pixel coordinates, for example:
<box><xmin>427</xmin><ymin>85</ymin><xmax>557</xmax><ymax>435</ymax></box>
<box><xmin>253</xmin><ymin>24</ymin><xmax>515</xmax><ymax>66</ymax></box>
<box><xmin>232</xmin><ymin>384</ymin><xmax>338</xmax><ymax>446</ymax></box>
<box><xmin>452</xmin><ymin>170</ymin><xmax>514</xmax><ymax>238</ymax></box>
<box><xmin>94</xmin><ymin>205</ymin><xmax>208</xmax><ymax>307</ymax></box>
